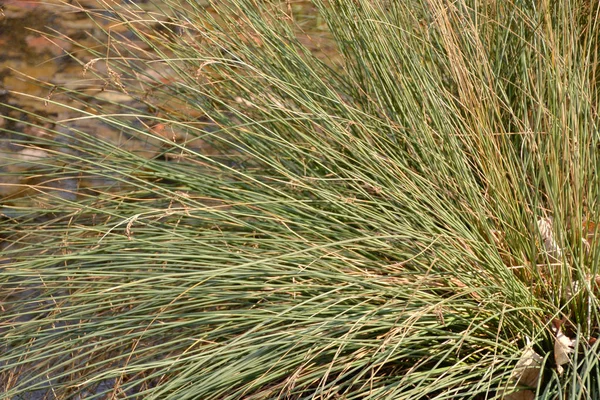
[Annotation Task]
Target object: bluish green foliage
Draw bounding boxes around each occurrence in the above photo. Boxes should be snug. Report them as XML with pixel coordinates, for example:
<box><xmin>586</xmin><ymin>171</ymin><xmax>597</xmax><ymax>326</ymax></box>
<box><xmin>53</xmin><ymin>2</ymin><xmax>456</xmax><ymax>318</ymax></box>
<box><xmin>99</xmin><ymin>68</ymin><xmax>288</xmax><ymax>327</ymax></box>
<box><xmin>1</xmin><ymin>1</ymin><xmax>599</xmax><ymax>398</ymax></box>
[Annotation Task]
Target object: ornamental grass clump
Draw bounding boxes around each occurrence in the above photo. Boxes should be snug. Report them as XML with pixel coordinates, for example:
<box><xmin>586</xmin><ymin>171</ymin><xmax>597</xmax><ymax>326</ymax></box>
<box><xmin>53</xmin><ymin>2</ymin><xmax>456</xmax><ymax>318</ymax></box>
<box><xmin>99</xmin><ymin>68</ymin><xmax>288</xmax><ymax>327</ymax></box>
<box><xmin>1</xmin><ymin>0</ymin><xmax>600</xmax><ymax>398</ymax></box>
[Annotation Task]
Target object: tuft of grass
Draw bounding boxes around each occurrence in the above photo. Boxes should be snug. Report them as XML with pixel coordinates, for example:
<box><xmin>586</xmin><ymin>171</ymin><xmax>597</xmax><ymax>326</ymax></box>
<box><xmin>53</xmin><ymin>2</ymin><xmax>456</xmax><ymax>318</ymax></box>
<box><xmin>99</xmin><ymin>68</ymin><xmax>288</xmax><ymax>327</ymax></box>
<box><xmin>1</xmin><ymin>0</ymin><xmax>600</xmax><ymax>398</ymax></box>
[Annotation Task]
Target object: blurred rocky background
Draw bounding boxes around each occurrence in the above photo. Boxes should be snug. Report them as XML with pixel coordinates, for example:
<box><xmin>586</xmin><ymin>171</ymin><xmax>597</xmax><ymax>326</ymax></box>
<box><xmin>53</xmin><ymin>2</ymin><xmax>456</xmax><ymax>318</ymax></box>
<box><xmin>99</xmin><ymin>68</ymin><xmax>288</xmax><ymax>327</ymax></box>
<box><xmin>1</xmin><ymin>0</ymin><xmax>167</xmax><ymax>201</ymax></box>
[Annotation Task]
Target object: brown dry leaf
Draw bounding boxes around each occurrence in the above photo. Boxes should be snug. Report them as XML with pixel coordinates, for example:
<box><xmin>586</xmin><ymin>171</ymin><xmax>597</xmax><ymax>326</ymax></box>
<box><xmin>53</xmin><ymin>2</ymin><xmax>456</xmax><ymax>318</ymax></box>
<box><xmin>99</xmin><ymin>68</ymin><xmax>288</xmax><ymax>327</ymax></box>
<box><xmin>511</xmin><ymin>347</ymin><xmax>542</xmax><ymax>387</ymax></box>
<box><xmin>552</xmin><ymin>318</ymin><xmax>575</xmax><ymax>375</ymax></box>
<box><xmin>537</xmin><ymin>217</ymin><xmax>562</xmax><ymax>262</ymax></box>
<box><xmin>504</xmin><ymin>389</ymin><xmax>535</xmax><ymax>400</ymax></box>
<box><xmin>504</xmin><ymin>344</ymin><xmax>542</xmax><ymax>400</ymax></box>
